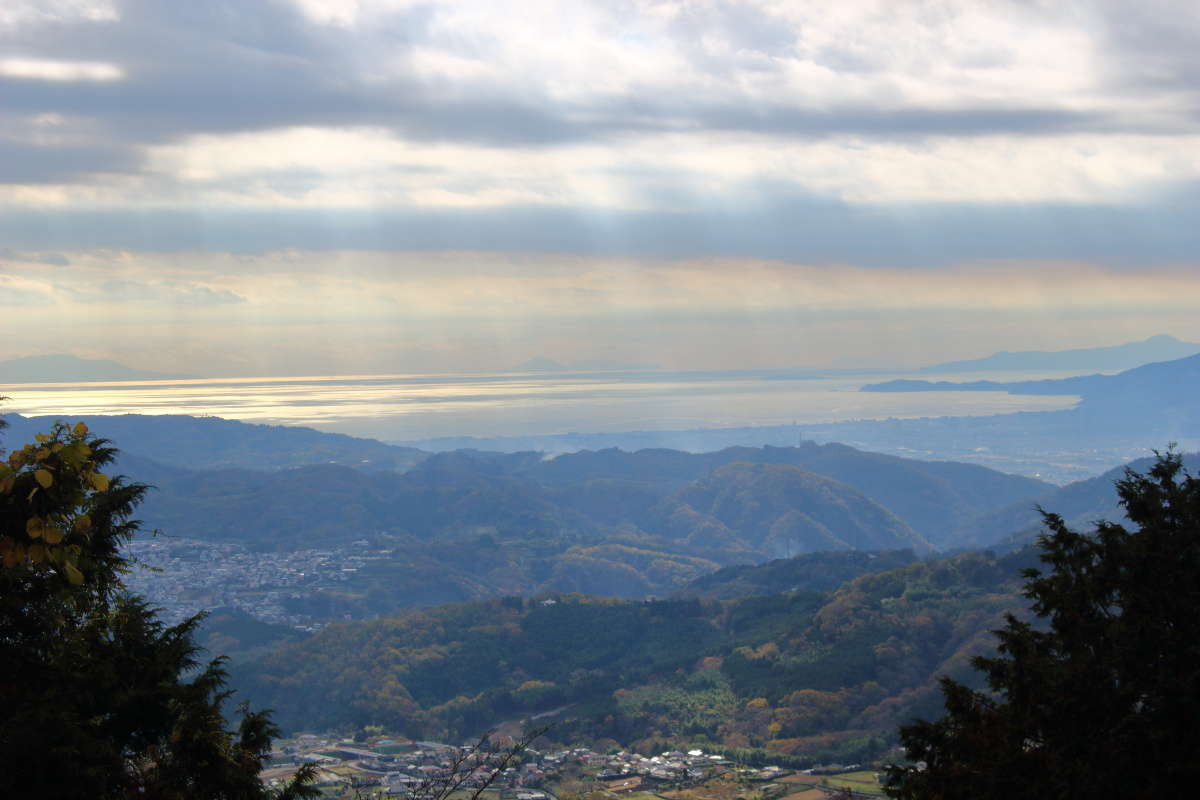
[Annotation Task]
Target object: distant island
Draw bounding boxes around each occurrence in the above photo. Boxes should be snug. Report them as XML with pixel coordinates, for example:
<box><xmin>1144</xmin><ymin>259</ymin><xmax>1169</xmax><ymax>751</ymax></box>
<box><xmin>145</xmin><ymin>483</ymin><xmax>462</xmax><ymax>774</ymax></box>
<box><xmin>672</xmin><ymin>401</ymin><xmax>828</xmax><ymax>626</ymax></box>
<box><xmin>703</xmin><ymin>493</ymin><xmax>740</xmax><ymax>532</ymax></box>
<box><xmin>918</xmin><ymin>334</ymin><xmax>1199</xmax><ymax>373</ymax></box>
<box><xmin>0</xmin><ymin>354</ymin><xmax>195</xmax><ymax>383</ymax></box>
<box><xmin>512</xmin><ymin>356</ymin><xmax>661</xmax><ymax>372</ymax></box>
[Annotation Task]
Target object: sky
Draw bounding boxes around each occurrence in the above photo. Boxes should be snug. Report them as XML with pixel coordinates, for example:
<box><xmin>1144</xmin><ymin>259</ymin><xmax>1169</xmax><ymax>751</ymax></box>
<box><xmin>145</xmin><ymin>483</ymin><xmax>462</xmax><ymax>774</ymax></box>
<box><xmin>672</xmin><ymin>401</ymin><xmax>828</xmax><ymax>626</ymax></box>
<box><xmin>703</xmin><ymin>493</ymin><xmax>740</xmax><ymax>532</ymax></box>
<box><xmin>2</xmin><ymin>0</ymin><xmax>1199</xmax><ymax>376</ymax></box>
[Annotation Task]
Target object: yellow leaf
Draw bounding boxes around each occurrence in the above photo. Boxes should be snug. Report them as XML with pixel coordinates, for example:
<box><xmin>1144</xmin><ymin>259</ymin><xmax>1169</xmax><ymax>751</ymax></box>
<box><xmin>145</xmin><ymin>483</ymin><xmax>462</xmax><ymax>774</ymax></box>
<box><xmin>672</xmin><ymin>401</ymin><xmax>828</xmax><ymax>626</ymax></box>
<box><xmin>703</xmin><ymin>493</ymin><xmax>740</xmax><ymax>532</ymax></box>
<box><xmin>89</xmin><ymin>473</ymin><xmax>109</xmax><ymax>492</ymax></box>
<box><xmin>64</xmin><ymin>563</ymin><xmax>84</xmax><ymax>585</ymax></box>
<box><xmin>43</xmin><ymin>527</ymin><xmax>64</xmax><ymax>545</ymax></box>
<box><xmin>26</xmin><ymin>517</ymin><xmax>44</xmax><ymax>539</ymax></box>
<box><xmin>35</xmin><ymin>469</ymin><xmax>53</xmax><ymax>489</ymax></box>
<box><xmin>73</xmin><ymin>421</ymin><xmax>88</xmax><ymax>436</ymax></box>
<box><xmin>28</xmin><ymin>544</ymin><xmax>46</xmax><ymax>564</ymax></box>
<box><xmin>2</xmin><ymin>546</ymin><xmax>21</xmax><ymax>569</ymax></box>
<box><xmin>73</xmin><ymin>515</ymin><xmax>92</xmax><ymax>533</ymax></box>
<box><xmin>35</xmin><ymin>433</ymin><xmax>49</xmax><ymax>443</ymax></box>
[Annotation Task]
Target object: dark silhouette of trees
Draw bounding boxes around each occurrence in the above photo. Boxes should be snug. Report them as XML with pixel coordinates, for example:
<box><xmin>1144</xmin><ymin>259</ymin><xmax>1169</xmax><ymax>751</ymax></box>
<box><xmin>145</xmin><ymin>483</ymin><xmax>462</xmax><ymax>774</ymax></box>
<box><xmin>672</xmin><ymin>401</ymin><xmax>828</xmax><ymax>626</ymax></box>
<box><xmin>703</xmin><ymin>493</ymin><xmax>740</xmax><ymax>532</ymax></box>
<box><xmin>884</xmin><ymin>451</ymin><xmax>1200</xmax><ymax>799</ymax></box>
<box><xmin>0</xmin><ymin>419</ymin><xmax>317</xmax><ymax>799</ymax></box>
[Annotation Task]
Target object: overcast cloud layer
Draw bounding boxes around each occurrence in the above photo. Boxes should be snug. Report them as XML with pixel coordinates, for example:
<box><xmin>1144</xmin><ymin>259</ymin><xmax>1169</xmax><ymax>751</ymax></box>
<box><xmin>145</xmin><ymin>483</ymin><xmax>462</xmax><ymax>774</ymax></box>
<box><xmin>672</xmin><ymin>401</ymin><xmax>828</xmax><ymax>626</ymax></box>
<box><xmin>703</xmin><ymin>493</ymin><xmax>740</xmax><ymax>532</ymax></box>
<box><xmin>2</xmin><ymin>0</ymin><xmax>1199</xmax><ymax>373</ymax></box>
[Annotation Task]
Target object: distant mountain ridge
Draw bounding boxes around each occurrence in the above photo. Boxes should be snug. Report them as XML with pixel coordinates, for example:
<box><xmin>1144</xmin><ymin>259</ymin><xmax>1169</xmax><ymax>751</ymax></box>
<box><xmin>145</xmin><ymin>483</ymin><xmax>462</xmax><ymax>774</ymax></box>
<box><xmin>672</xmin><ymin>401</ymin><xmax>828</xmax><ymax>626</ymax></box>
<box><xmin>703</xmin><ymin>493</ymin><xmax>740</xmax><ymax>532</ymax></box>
<box><xmin>959</xmin><ymin>451</ymin><xmax>1200</xmax><ymax>550</ymax></box>
<box><xmin>0</xmin><ymin>354</ymin><xmax>193</xmax><ymax>382</ymax></box>
<box><xmin>919</xmin><ymin>334</ymin><xmax>1199</xmax><ymax>373</ymax></box>
<box><xmin>862</xmin><ymin>352</ymin><xmax>1200</xmax><ymax>433</ymax></box>
<box><xmin>2</xmin><ymin>413</ymin><xmax>428</xmax><ymax>472</ymax></box>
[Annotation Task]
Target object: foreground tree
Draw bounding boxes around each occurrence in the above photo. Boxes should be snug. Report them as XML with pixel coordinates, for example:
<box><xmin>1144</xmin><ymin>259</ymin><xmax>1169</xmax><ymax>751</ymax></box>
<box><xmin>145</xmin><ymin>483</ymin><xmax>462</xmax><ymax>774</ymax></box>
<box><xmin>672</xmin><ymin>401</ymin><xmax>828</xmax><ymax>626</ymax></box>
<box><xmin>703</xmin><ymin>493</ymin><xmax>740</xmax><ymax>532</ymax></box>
<box><xmin>884</xmin><ymin>451</ymin><xmax>1200</xmax><ymax>799</ymax></box>
<box><xmin>0</xmin><ymin>419</ymin><xmax>317</xmax><ymax>799</ymax></box>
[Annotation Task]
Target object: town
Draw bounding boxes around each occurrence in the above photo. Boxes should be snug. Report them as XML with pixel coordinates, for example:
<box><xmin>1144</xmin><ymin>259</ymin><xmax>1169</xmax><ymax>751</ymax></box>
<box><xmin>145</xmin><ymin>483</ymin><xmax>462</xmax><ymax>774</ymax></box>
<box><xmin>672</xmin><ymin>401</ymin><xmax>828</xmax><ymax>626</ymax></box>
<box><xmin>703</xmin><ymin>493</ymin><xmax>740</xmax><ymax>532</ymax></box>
<box><xmin>260</xmin><ymin>736</ymin><xmax>883</xmax><ymax>799</ymax></box>
<box><xmin>124</xmin><ymin>535</ymin><xmax>385</xmax><ymax>629</ymax></box>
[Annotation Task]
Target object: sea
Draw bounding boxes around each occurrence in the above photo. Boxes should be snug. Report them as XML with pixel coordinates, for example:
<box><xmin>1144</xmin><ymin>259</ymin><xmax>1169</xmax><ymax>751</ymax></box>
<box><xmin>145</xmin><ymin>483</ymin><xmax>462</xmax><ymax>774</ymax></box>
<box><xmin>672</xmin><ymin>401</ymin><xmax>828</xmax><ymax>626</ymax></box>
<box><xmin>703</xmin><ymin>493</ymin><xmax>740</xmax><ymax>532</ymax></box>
<box><xmin>1</xmin><ymin>368</ymin><xmax>1080</xmax><ymax>443</ymax></box>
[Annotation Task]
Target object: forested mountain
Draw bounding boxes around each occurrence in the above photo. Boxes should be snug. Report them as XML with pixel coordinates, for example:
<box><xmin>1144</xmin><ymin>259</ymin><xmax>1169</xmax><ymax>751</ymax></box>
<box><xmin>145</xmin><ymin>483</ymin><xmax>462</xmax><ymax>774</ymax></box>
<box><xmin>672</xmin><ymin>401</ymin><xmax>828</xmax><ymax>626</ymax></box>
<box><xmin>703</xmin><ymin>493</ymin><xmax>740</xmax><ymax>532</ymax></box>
<box><xmin>233</xmin><ymin>549</ymin><xmax>1038</xmax><ymax>764</ymax></box>
<box><xmin>660</xmin><ymin>463</ymin><xmax>932</xmax><ymax>556</ymax></box>
<box><xmin>960</xmin><ymin>452</ymin><xmax>1200</xmax><ymax>549</ymax></box>
<box><xmin>674</xmin><ymin>550</ymin><xmax>920</xmax><ymax>600</ymax></box>
<box><xmin>105</xmin><ymin>439</ymin><xmax>1050</xmax><ymax>609</ymax></box>
<box><xmin>0</xmin><ymin>417</ymin><xmax>1050</xmax><ymax>538</ymax></box>
<box><xmin>515</xmin><ymin>442</ymin><xmax>1049</xmax><ymax>548</ymax></box>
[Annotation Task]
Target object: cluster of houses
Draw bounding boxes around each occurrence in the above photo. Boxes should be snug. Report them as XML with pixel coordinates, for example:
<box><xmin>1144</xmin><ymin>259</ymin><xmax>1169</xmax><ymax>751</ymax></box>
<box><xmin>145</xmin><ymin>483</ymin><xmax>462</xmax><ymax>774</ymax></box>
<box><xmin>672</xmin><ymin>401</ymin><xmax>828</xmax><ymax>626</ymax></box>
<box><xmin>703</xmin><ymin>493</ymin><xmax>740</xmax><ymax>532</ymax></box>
<box><xmin>124</xmin><ymin>536</ymin><xmax>385</xmax><ymax>629</ymax></box>
<box><xmin>260</xmin><ymin>736</ymin><xmax>801</xmax><ymax>797</ymax></box>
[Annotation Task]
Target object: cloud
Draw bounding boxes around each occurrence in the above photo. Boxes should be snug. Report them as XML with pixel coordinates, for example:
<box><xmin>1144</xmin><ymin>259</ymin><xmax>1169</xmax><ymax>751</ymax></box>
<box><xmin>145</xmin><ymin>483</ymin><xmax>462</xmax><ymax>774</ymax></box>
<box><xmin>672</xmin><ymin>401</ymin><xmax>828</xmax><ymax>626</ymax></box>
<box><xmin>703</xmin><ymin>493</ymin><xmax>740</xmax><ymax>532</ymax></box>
<box><xmin>1</xmin><ymin>0</ymin><xmax>1196</xmax><ymax>186</ymax></box>
<box><xmin>0</xmin><ymin>274</ymin><xmax>55</xmax><ymax>305</ymax></box>
<box><xmin>93</xmin><ymin>279</ymin><xmax>246</xmax><ymax>306</ymax></box>
<box><xmin>0</xmin><ymin>58</ymin><xmax>123</xmax><ymax>81</ymax></box>
<box><xmin>0</xmin><ymin>0</ymin><xmax>1192</xmax><ymax>261</ymax></box>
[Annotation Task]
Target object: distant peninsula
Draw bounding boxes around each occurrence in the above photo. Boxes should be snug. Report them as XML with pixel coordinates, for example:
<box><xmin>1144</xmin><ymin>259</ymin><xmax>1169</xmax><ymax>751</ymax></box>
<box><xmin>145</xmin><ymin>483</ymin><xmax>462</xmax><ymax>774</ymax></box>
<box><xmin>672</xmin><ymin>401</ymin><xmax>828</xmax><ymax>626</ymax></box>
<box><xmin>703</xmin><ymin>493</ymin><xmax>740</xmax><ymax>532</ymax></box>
<box><xmin>863</xmin><ymin>351</ymin><xmax>1200</xmax><ymax>403</ymax></box>
<box><xmin>0</xmin><ymin>354</ymin><xmax>195</xmax><ymax>383</ymax></box>
<box><xmin>919</xmin><ymin>334</ymin><xmax>1199</xmax><ymax>373</ymax></box>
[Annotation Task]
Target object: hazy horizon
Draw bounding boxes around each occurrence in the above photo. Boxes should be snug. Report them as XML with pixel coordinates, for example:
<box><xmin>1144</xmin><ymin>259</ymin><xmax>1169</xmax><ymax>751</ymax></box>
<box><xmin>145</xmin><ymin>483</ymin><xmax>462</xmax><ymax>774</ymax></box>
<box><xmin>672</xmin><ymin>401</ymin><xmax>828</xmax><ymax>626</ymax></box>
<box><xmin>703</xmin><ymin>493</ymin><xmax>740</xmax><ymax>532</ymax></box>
<box><xmin>1</xmin><ymin>368</ymin><xmax>1083</xmax><ymax>442</ymax></box>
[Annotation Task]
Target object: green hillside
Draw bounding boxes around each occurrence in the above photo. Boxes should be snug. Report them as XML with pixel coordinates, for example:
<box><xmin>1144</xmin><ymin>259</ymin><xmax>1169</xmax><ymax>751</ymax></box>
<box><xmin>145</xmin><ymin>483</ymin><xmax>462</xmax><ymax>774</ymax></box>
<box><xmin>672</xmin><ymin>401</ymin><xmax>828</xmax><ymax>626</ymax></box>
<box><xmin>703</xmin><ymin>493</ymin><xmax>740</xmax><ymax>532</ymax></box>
<box><xmin>234</xmin><ymin>549</ymin><xmax>1036</xmax><ymax>763</ymax></box>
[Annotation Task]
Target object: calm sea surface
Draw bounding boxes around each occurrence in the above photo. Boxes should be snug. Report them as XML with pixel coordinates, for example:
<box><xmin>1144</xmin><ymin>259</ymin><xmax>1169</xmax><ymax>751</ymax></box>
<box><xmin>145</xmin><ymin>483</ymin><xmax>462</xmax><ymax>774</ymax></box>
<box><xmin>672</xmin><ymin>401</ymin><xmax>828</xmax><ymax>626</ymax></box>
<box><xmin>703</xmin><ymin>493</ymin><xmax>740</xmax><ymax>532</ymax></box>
<box><xmin>1</xmin><ymin>369</ymin><xmax>1081</xmax><ymax>441</ymax></box>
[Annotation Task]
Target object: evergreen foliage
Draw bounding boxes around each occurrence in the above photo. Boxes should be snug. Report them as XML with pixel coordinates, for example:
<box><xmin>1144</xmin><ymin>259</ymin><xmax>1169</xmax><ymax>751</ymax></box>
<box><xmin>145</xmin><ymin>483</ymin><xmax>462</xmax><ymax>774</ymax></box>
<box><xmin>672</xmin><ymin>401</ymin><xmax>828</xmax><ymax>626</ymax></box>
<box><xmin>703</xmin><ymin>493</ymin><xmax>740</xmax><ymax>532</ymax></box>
<box><xmin>884</xmin><ymin>451</ymin><xmax>1200</xmax><ymax>798</ymax></box>
<box><xmin>0</xmin><ymin>419</ymin><xmax>317</xmax><ymax>799</ymax></box>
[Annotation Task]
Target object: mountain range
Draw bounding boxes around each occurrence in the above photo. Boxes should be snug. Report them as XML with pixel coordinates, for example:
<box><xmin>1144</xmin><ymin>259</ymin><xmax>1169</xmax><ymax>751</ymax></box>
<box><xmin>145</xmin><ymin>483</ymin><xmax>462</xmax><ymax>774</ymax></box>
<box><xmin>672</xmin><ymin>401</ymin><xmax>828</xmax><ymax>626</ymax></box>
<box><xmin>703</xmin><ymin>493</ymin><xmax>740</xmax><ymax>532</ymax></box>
<box><xmin>917</xmin><ymin>334</ymin><xmax>1199</xmax><ymax>373</ymax></box>
<box><xmin>862</xmin><ymin>351</ymin><xmax>1200</xmax><ymax>448</ymax></box>
<box><xmin>1</xmin><ymin>413</ymin><xmax>426</xmax><ymax>472</ymax></box>
<box><xmin>221</xmin><ymin>447</ymin><xmax>1174</xmax><ymax>758</ymax></box>
<box><xmin>0</xmin><ymin>411</ymin><xmax>1056</xmax><ymax>612</ymax></box>
<box><xmin>115</xmin><ymin>440</ymin><xmax>1044</xmax><ymax>608</ymax></box>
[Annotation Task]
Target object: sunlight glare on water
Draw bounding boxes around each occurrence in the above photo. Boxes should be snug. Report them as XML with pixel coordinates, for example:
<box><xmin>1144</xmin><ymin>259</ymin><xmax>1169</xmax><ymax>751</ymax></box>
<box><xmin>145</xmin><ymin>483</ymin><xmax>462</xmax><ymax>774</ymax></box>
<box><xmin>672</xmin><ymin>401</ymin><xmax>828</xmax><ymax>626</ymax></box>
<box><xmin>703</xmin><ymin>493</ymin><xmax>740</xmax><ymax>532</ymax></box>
<box><xmin>1</xmin><ymin>370</ymin><xmax>1081</xmax><ymax>441</ymax></box>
